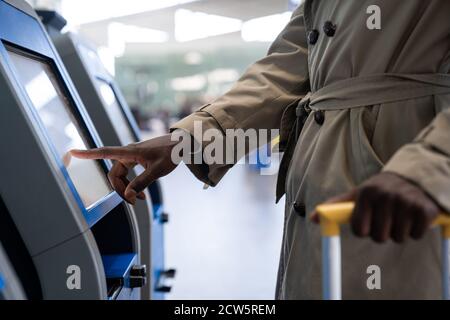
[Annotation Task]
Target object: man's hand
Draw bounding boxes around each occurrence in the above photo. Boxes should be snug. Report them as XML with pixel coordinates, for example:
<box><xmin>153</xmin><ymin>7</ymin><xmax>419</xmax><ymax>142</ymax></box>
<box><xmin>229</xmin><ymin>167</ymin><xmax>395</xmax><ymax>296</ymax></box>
<box><xmin>71</xmin><ymin>134</ymin><xmax>179</xmax><ymax>205</ymax></box>
<box><xmin>312</xmin><ymin>172</ymin><xmax>440</xmax><ymax>243</ymax></box>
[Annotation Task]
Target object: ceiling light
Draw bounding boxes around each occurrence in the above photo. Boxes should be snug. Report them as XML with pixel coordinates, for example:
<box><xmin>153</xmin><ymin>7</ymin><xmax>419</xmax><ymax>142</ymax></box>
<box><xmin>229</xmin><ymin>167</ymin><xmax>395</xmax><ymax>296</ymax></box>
<box><xmin>171</xmin><ymin>74</ymin><xmax>207</xmax><ymax>91</ymax></box>
<box><xmin>60</xmin><ymin>0</ymin><xmax>199</xmax><ymax>26</ymax></box>
<box><xmin>184</xmin><ymin>52</ymin><xmax>204</xmax><ymax>65</ymax></box>
<box><xmin>241</xmin><ymin>12</ymin><xmax>292</xmax><ymax>42</ymax></box>
<box><xmin>97</xmin><ymin>47</ymin><xmax>116</xmax><ymax>76</ymax></box>
<box><xmin>175</xmin><ymin>9</ymin><xmax>242</xmax><ymax>42</ymax></box>
<box><xmin>107</xmin><ymin>22</ymin><xmax>169</xmax><ymax>58</ymax></box>
<box><xmin>207</xmin><ymin>69</ymin><xmax>239</xmax><ymax>83</ymax></box>
<box><xmin>109</xmin><ymin>22</ymin><xmax>169</xmax><ymax>44</ymax></box>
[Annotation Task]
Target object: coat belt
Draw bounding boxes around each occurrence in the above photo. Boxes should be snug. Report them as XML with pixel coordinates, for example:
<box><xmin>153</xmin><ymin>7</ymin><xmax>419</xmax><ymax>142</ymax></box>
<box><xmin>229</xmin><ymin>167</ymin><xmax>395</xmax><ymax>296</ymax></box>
<box><xmin>276</xmin><ymin>73</ymin><xmax>450</xmax><ymax>202</ymax></box>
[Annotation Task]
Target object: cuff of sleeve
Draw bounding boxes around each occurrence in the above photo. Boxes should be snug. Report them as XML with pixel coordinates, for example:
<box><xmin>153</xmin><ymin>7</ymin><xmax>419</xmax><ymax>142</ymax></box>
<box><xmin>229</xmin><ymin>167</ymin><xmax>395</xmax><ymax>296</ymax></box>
<box><xmin>383</xmin><ymin>143</ymin><xmax>450</xmax><ymax>213</ymax></box>
<box><xmin>170</xmin><ymin>111</ymin><xmax>209</xmax><ymax>136</ymax></box>
<box><xmin>170</xmin><ymin>111</ymin><xmax>231</xmax><ymax>187</ymax></box>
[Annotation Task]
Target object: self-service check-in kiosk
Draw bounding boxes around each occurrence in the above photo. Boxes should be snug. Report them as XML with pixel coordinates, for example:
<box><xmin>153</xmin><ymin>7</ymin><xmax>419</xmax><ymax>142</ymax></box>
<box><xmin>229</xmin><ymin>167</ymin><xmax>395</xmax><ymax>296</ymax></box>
<box><xmin>0</xmin><ymin>243</ymin><xmax>26</xmax><ymax>300</ymax></box>
<box><xmin>36</xmin><ymin>11</ymin><xmax>175</xmax><ymax>300</ymax></box>
<box><xmin>53</xmin><ymin>33</ymin><xmax>174</xmax><ymax>301</ymax></box>
<box><xmin>0</xmin><ymin>0</ymin><xmax>146</xmax><ymax>299</ymax></box>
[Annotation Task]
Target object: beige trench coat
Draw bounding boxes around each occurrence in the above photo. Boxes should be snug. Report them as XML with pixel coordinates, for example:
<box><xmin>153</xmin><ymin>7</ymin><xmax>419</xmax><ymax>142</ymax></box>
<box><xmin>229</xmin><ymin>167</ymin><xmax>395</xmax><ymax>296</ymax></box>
<box><xmin>171</xmin><ymin>0</ymin><xmax>450</xmax><ymax>299</ymax></box>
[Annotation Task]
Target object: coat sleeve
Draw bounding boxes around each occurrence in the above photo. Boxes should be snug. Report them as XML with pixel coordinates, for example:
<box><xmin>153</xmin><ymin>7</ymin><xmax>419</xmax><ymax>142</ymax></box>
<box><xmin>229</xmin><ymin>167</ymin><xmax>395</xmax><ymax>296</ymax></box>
<box><xmin>383</xmin><ymin>104</ymin><xmax>450</xmax><ymax>212</ymax></box>
<box><xmin>170</xmin><ymin>5</ymin><xmax>310</xmax><ymax>186</ymax></box>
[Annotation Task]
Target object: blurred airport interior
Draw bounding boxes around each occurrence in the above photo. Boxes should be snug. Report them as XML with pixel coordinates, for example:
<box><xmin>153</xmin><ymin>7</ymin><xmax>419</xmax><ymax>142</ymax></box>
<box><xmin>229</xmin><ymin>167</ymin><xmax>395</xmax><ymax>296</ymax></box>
<box><xmin>24</xmin><ymin>0</ymin><xmax>303</xmax><ymax>299</ymax></box>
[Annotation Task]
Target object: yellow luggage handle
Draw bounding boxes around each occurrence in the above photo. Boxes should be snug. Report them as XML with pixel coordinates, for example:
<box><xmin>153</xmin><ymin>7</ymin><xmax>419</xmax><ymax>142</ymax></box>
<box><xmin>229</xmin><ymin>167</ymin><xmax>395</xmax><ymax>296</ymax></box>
<box><xmin>316</xmin><ymin>201</ymin><xmax>450</xmax><ymax>300</ymax></box>
<box><xmin>316</xmin><ymin>202</ymin><xmax>450</xmax><ymax>238</ymax></box>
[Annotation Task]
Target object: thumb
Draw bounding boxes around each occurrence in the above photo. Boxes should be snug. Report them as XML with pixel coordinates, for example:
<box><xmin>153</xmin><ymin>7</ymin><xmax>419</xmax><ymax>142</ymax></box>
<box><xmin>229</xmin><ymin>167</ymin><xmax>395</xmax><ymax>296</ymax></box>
<box><xmin>310</xmin><ymin>189</ymin><xmax>357</xmax><ymax>224</ymax></box>
<box><xmin>124</xmin><ymin>169</ymin><xmax>157</xmax><ymax>204</ymax></box>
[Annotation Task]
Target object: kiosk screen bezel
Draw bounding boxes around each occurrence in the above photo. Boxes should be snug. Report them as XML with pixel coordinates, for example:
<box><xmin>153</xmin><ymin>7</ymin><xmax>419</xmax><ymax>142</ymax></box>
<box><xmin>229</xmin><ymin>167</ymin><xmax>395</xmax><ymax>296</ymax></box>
<box><xmin>0</xmin><ymin>1</ymin><xmax>122</xmax><ymax>226</ymax></box>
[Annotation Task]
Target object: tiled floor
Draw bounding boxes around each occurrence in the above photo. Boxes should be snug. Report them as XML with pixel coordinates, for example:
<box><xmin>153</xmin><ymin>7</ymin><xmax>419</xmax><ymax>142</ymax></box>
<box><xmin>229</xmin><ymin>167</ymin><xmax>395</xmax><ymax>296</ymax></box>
<box><xmin>160</xmin><ymin>163</ymin><xmax>285</xmax><ymax>299</ymax></box>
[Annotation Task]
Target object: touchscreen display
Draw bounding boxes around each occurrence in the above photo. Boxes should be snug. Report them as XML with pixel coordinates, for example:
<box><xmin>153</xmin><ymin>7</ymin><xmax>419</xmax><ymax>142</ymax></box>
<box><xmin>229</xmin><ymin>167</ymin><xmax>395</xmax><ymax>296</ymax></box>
<box><xmin>94</xmin><ymin>79</ymin><xmax>136</xmax><ymax>146</ymax></box>
<box><xmin>8</xmin><ymin>49</ymin><xmax>112</xmax><ymax>208</ymax></box>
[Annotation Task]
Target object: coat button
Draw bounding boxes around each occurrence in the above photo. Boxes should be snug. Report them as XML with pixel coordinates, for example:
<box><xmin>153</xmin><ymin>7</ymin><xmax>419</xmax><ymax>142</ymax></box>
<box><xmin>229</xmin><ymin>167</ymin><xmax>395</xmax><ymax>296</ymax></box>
<box><xmin>293</xmin><ymin>202</ymin><xmax>306</xmax><ymax>217</ymax></box>
<box><xmin>307</xmin><ymin>29</ymin><xmax>319</xmax><ymax>45</ymax></box>
<box><xmin>323</xmin><ymin>21</ymin><xmax>337</xmax><ymax>37</ymax></box>
<box><xmin>314</xmin><ymin>111</ymin><xmax>325</xmax><ymax>125</ymax></box>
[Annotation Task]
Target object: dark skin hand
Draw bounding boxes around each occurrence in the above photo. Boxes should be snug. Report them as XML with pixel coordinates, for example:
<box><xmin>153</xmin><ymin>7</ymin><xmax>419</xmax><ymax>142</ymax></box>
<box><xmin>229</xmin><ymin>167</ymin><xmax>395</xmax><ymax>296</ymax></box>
<box><xmin>72</xmin><ymin>135</ymin><xmax>440</xmax><ymax>243</ymax></box>
<box><xmin>312</xmin><ymin>172</ymin><xmax>441</xmax><ymax>243</ymax></box>
<box><xmin>71</xmin><ymin>134</ymin><xmax>179</xmax><ymax>205</ymax></box>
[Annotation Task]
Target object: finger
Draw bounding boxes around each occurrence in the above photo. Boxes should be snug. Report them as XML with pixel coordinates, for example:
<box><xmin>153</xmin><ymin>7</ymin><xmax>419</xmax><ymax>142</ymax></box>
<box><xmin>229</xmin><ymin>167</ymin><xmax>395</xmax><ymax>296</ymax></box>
<box><xmin>137</xmin><ymin>192</ymin><xmax>146</xmax><ymax>200</ymax></box>
<box><xmin>108</xmin><ymin>161</ymin><xmax>130</xmax><ymax>201</ymax></box>
<box><xmin>351</xmin><ymin>189</ymin><xmax>373</xmax><ymax>237</ymax></box>
<box><xmin>310</xmin><ymin>212</ymin><xmax>320</xmax><ymax>224</ymax></box>
<box><xmin>122</xmin><ymin>160</ymin><xmax>144</xmax><ymax>201</ymax></box>
<box><xmin>62</xmin><ymin>151</ymin><xmax>72</xmax><ymax>167</ymax></box>
<box><xmin>391</xmin><ymin>204</ymin><xmax>413</xmax><ymax>243</ymax></box>
<box><xmin>324</xmin><ymin>189</ymin><xmax>358</xmax><ymax>204</ymax></box>
<box><xmin>370</xmin><ymin>198</ymin><xmax>392</xmax><ymax>243</ymax></box>
<box><xmin>70</xmin><ymin>146</ymin><xmax>138</xmax><ymax>161</ymax></box>
<box><xmin>109</xmin><ymin>162</ymin><xmax>145</xmax><ymax>204</ymax></box>
<box><xmin>409</xmin><ymin>204</ymin><xmax>428</xmax><ymax>240</ymax></box>
<box><xmin>125</xmin><ymin>169</ymin><xmax>158</xmax><ymax>204</ymax></box>
<box><xmin>310</xmin><ymin>189</ymin><xmax>357</xmax><ymax>223</ymax></box>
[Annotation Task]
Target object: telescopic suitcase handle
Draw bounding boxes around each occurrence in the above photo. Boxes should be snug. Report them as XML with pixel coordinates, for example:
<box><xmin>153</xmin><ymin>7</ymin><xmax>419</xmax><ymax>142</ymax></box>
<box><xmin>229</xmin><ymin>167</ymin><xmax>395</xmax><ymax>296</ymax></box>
<box><xmin>315</xmin><ymin>202</ymin><xmax>450</xmax><ymax>300</ymax></box>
